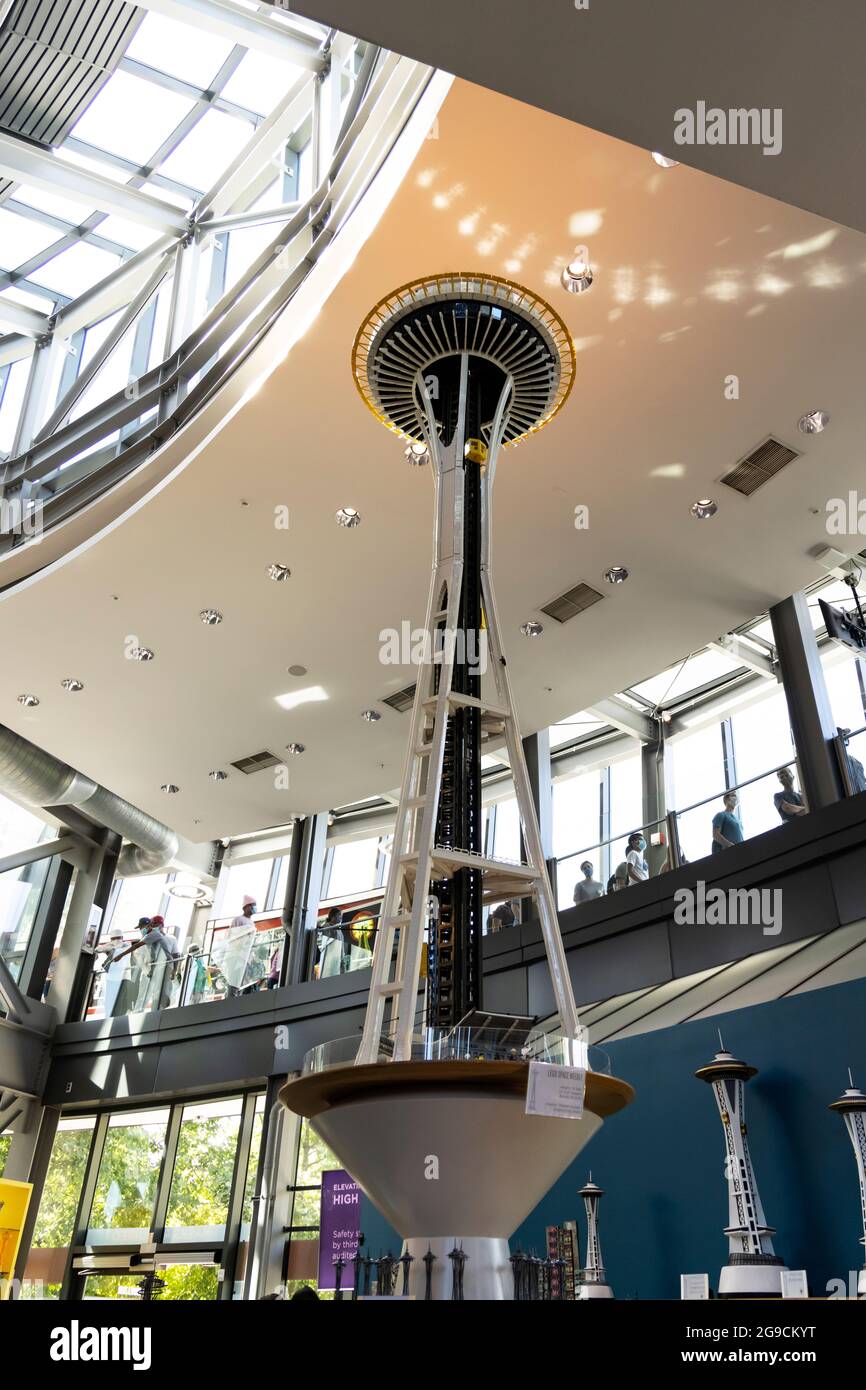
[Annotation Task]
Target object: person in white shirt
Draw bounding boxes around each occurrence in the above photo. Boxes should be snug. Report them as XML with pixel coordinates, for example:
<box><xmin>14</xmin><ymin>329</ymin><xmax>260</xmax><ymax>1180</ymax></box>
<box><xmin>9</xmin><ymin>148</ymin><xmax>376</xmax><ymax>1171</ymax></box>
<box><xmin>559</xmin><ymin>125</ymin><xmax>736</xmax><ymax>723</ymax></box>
<box><xmin>573</xmin><ymin>861</ymin><xmax>604</xmax><ymax>903</ymax></box>
<box><xmin>624</xmin><ymin>833</ymin><xmax>649</xmax><ymax>886</ymax></box>
<box><xmin>215</xmin><ymin>894</ymin><xmax>258</xmax><ymax>996</ymax></box>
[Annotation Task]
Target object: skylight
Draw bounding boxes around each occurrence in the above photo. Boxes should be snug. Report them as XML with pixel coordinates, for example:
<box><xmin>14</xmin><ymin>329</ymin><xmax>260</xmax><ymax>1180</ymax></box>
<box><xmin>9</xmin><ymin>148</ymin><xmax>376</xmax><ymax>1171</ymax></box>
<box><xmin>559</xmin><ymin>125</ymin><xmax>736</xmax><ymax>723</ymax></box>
<box><xmin>220</xmin><ymin>51</ymin><xmax>304</xmax><ymax>114</ymax></box>
<box><xmin>29</xmin><ymin>243</ymin><xmax>122</xmax><ymax>301</ymax></box>
<box><xmin>125</xmin><ymin>12</ymin><xmax>236</xmax><ymax>89</ymax></box>
<box><xmin>69</xmin><ymin>70</ymin><xmax>196</xmax><ymax>166</ymax></box>
<box><xmin>0</xmin><ymin>209</ymin><xmax>63</xmax><ymax>271</ymax></box>
<box><xmin>158</xmin><ymin>109</ymin><xmax>254</xmax><ymax>192</ymax></box>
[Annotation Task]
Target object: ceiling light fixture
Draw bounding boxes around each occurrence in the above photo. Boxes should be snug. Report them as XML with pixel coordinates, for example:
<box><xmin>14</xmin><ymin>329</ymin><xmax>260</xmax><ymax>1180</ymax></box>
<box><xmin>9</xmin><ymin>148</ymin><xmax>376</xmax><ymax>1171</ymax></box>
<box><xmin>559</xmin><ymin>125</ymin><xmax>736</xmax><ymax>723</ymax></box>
<box><xmin>287</xmin><ymin>665</ymin><xmax>308</xmax><ymax>677</ymax></box>
<box><xmin>335</xmin><ymin>507</ymin><xmax>361</xmax><ymax>528</ymax></box>
<box><xmin>60</xmin><ymin>678</ymin><xmax>84</xmax><ymax>692</ymax></box>
<box><xmin>690</xmin><ymin>499</ymin><xmax>718</xmax><ymax>519</ymax></box>
<box><xmin>274</xmin><ymin>684</ymin><xmax>328</xmax><ymax>712</ymax></box>
<box><xmin>798</xmin><ymin>410</ymin><xmax>830</xmax><ymax>435</ymax></box>
<box><xmin>651</xmin><ymin>152</ymin><xmax>679</xmax><ymax>168</ymax></box>
<box><xmin>361</xmin><ymin>709</ymin><xmax>381</xmax><ymax>722</ymax></box>
<box><xmin>405</xmin><ymin>441</ymin><xmax>429</xmax><ymax>466</ymax></box>
<box><xmin>561</xmin><ymin>247</ymin><xmax>594</xmax><ymax>295</ymax></box>
<box><xmin>267</xmin><ymin>563</ymin><xmax>291</xmax><ymax>582</ymax></box>
<box><xmin>286</xmin><ymin>742</ymin><xmax>306</xmax><ymax>755</ymax></box>
<box><xmin>130</xmin><ymin>646</ymin><xmax>154</xmax><ymax>662</ymax></box>
<box><xmin>160</xmin><ymin>783</ymin><xmax>180</xmax><ymax>794</ymax></box>
<box><xmin>200</xmin><ymin>609</ymin><xmax>223</xmax><ymax>625</ymax></box>
<box><xmin>604</xmin><ymin>566</ymin><xmax>629</xmax><ymax>584</ymax></box>
<box><xmin>209</xmin><ymin>769</ymin><xmax>229</xmax><ymax>781</ymax></box>
<box><xmin>520</xmin><ymin>621</ymin><xmax>544</xmax><ymax>638</ymax></box>
<box><xmin>17</xmin><ymin>694</ymin><xmax>39</xmax><ymax>707</ymax></box>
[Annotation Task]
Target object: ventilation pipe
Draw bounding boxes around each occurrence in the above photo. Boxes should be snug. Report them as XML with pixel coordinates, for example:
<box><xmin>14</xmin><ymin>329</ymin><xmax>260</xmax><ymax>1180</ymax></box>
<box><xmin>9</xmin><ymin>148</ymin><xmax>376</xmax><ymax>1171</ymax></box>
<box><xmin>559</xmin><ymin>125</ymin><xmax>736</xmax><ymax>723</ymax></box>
<box><xmin>0</xmin><ymin>725</ymin><xmax>179</xmax><ymax>876</ymax></box>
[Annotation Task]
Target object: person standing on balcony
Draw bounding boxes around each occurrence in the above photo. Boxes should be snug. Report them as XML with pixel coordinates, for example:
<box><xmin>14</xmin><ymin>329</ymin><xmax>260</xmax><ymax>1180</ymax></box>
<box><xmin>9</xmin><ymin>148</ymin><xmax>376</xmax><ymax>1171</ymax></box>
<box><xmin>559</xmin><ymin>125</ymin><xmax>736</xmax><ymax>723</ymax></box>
<box><xmin>573</xmin><ymin>861</ymin><xmax>604</xmax><ymax>903</ymax></box>
<box><xmin>773</xmin><ymin>767</ymin><xmax>807</xmax><ymax>822</ymax></box>
<box><xmin>712</xmin><ymin>791</ymin><xmax>744</xmax><ymax>854</ymax></box>
<box><xmin>216</xmin><ymin>894</ymin><xmax>258</xmax><ymax>996</ymax></box>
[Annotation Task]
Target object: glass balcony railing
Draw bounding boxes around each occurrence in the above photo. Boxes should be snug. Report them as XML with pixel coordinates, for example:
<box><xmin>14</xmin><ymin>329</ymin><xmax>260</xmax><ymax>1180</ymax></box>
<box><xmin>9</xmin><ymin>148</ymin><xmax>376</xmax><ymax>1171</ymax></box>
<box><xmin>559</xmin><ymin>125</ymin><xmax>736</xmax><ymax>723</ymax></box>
<box><xmin>302</xmin><ymin>1027</ymin><xmax>610</xmax><ymax>1074</ymax></box>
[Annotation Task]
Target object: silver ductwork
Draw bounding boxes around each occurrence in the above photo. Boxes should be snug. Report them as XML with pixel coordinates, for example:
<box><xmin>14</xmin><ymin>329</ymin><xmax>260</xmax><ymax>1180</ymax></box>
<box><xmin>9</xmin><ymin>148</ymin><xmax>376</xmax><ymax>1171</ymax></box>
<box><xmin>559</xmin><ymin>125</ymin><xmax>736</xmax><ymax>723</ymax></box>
<box><xmin>0</xmin><ymin>725</ymin><xmax>179</xmax><ymax>876</ymax></box>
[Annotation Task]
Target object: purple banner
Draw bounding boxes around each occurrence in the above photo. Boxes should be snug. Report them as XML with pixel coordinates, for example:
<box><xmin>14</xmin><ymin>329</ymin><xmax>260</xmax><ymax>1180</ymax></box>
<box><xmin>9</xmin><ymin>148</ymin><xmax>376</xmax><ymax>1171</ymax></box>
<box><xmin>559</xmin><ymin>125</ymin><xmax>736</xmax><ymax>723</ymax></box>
<box><xmin>317</xmin><ymin>1168</ymin><xmax>361</xmax><ymax>1290</ymax></box>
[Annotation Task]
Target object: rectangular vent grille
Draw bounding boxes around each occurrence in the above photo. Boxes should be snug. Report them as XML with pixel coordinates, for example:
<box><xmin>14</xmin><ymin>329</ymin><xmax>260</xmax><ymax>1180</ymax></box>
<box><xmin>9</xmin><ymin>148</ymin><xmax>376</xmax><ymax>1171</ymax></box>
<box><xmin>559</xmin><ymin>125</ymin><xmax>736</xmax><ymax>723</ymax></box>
<box><xmin>382</xmin><ymin>683</ymin><xmax>417</xmax><ymax>713</ymax></box>
<box><xmin>231</xmin><ymin>751</ymin><xmax>282</xmax><ymax>775</ymax></box>
<box><xmin>722</xmin><ymin>436</ymin><xmax>800</xmax><ymax>497</ymax></box>
<box><xmin>541</xmin><ymin>582</ymin><xmax>604</xmax><ymax>624</ymax></box>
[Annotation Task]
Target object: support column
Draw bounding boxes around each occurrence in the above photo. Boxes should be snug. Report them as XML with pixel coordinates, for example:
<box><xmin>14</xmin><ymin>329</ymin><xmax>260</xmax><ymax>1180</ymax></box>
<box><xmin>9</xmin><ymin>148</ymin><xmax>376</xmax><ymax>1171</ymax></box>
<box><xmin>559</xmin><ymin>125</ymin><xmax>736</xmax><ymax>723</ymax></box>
<box><xmin>10</xmin><ymin>1105</ymin><xmax>60</xmax><ymax>1297</ymax></box>
<box><xmin>50</xmin><ymin>830</ymin><xmax>121</xmax><ymax>1023</ymax></box>
<box><xmin>770</xmin><ymin>592</ymin><xmax>846</xmax><ymax>809</ymax></box>
<box><xmin>519</xmin><ymin>730</ymin><xmax>553</xmax><ymax>919</ymax></box>
<box><xmin>243</xmin><ymin>1075</ymin><xmax>301</xmax><ymax>1300</ymax></box>
<box><xmin>641</xmin><ymin>727</ymin><xmax>669</xmax><ymax>876</ymax></box>
<box><xmin>283</xmin><ymin>814</ymin><xmax>328</xmax><ymax>986</ymax></box>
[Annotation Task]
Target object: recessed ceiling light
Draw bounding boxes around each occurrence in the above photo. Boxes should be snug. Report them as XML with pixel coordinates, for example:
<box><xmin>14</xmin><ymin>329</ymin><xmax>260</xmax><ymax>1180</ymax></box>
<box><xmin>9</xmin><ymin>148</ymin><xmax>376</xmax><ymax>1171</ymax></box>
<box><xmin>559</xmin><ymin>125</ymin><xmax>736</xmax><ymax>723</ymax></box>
<box><xmin>651</xmin><ymin>152</ymin><xmax>679</xmax><ymax>168</ymax></box>
<box><xmin>61</xmin><ymin>678</ymin><xmax>84</xmax><ymax>692</ymax></box>
<box><xmin>274</xmin><ymin>684</ymin><xmax>328</xmax><ymax>712</ymax></box>
<box><xmin>200</xmin><ymin>609</ymin><xmax>223</xmax><ymax>625</ymax></box>
<box><xmin>267</xmin><ymin>563</ymin><xmax>291</xmax><ymax>582</ymax></box>
<box><xmin>17</xmin><ymin>694</ymin><xmax>39</xmax><ymax>707</ymax></box>
<box><xmin>335</xmin><ymin>507</ymin><xmax>361</xmax><ymax>528</ymax></box>
<box><xmin>520</xmin><ymin>621</ymin><xmax>544</xmax><ymax>638</ymax></box>
<box><xmin>160</xmin><ymin>783</ymin><xmax>180</xmax><ymax>794</ymax></box>
<box><xmin>209</xmin><ymin>769</ymin><xmax>229</xmax><ymax>781</ymax></box>
<box><xmin>405</xmin><ymin>441</ymin><xmax>429</xmax><ymax>465</ymax></box>
<box><xmin>130</xmin><ymin>646</ymin><xmax>154</xmax><ymax>662</ymax></box>
<box><xmin>287</xmin><ymin>665</ymin><xmax>308</xmax><ymax>677</ymax></box>
<box><xmin>561</xmin><ymin>253</ymin><xmax>593</xmax><ymax>295</ymax></box>
<box><xmin>361</xmin><ymin>709</ymin><xmax>381</xmax><ymax>722</ymax></box>
<box><xmin>690</xmin><ymin>499</ymin><xmax>718</xmax><ymax>520</ymax></box>
<box><xmin>604</xmin><ymin>566</ymin><xmax>629</xmax><ymax>584</ymax></box>
<box><xmin>286</xmin><ymin>742</ymin><xmax>306</xmax><ymax>755</ymax></box>
<box><xmin>798</xmin><ymin>410</ymin><xmax>830</xmax><ymax>435</ymax></box>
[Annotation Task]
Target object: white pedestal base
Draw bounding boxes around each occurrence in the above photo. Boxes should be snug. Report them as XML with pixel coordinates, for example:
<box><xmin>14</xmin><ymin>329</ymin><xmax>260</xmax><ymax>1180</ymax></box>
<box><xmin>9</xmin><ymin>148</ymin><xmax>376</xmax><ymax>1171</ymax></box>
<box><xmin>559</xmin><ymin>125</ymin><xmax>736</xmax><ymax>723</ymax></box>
<box><xmin>401</xmin><ymin>1236</ymin><xmax>510</xmax><ymax>1300</ymax></box>
<box><xmin>577</xmin><ymin>1282</ymin><xmax>614</xmax><ymax>1299</ymax></box>
<box><xmin>718</xmin><ymin>1263</ymin><xmax>786</xmax><ymax>1298</ymax></box>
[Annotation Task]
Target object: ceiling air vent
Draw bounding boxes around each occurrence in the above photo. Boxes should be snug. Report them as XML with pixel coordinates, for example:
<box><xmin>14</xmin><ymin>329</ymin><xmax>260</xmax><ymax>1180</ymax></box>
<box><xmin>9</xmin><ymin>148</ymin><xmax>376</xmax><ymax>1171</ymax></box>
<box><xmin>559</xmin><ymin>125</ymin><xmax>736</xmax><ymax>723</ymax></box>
<box><xmin>721</xmin><ymin>436</ymin><xmax>800</xmax><ymax>497</ymax></box>
<box><xmin>230</xmin><ymin>751</ymin><xmax>283</xmax><ymax>775</ymax></box>
<box><xmin>541</xmin><ymin>582</ymin><xmax>604</xmax><ymax>624</ymax></box>
<box><xmin>382</xmin><ymin>683</ymin><xmax>417</xmax><ymax>713</ymax></box>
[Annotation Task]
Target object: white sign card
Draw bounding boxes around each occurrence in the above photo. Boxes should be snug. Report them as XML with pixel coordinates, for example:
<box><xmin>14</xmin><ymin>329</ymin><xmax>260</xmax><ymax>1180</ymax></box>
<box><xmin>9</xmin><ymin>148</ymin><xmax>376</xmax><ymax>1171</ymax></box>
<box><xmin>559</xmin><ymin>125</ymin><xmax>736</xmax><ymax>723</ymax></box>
<box><xmin>525</xmin><ymin>1061</ymin><xmax>586</xmax><ymax>1119</ymax></box>
<box><xmin>680</xmin><ymin>1273</ymin><xmax>710</xmax><ymax>1300</ymax></box>
<box><xmin>780</xmin><ymin>1269</ymin><xmax>809</xmax><ymax>1299</ymax></box>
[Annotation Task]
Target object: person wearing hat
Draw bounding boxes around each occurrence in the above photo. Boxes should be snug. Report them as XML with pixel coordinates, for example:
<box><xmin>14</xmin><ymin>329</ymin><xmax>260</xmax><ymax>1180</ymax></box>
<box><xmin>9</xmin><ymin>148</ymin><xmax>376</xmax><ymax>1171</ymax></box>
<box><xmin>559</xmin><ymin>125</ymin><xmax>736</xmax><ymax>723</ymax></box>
<box><xmin>214</xmin><ymin>894</ymin><xmax>258</xmax><ymax>996</ymax></box>
<box><xmin>114</xmin><ymin>915</ymin><xmax>178</xmax><ymax>1010</ymax></box>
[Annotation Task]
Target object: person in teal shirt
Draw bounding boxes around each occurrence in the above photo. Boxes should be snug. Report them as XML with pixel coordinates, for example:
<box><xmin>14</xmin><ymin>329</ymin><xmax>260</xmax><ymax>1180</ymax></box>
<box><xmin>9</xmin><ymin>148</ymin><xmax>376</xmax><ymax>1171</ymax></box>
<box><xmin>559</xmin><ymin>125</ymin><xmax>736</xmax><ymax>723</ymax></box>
<box><xmin>711</xmin><ymin>790</ymin><xmax>743</xmax><ymax>854</ymax></box>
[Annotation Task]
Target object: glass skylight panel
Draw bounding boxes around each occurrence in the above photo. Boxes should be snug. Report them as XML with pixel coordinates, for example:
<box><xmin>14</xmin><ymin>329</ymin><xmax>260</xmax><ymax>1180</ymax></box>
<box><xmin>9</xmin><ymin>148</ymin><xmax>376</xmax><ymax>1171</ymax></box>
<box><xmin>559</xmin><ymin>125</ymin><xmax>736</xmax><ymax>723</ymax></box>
<box><xmin>94</xmin><ymin>215</ymin><xmax>163</xmax><ymax>252</ymax></box>
<box><xmin>68</xmin><ymin>70</ymin><xmax>196</xmax><ymax>166</ymax></box>
<box><xmin>58</xmin><ymin>146</ymin><xmax>141</xmax><ymax>185</ymax></box>
<box><xmin>629</xmin><ymin>647</ymin><xmax>743</xmax><ymax>708</ymax></box>
<box><xmin>30</xmin><ymin>243</ymin><xmax>122</xmax><ymax>301</ymax></box>
<box><xmin>0</xmin><ymin>209</ymin><xmax>63</xmax><ymax>270</ymax></box>
<box><xmin>1</xmin><ymin>284</ymin><xmax>55</xmax><ymax>312</ymax></box>
<box><xmin>549</xmin><ymin>711</ymin><xmax>606</xmax><ymax>748</ymax></box>
<box><xmin>140</xmin><ymin>181</ymin><xmax>195</xmax><ymax>210</ymax></box>
<box><xmin>158</xmin><ymin>109</ymin><xmax>254</xmax><ymax>191</ymax></box>
<box><xmin>0</xmin><ymin>358</ymin><xmax>30</xmax><ymax>454</ymax></box>
<box><xmin>125</xmin><ymin>12</ymin><xmax>236</xmax><ymax>89</ymax></box>
<box><xmin>220</xmin><ymin>51</ymin><xmax>305</xmax><ymax>114</ymax></box>
<box><xmin>12</xmin><ymin>184</ymin><xmax>94</xmax><ymax>225</ymax></box>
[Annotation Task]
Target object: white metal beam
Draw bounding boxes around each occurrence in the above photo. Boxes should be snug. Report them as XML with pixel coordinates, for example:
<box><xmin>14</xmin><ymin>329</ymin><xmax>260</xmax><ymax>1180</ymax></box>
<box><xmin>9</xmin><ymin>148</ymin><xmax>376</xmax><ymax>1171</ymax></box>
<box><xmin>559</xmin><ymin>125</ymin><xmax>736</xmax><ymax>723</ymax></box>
<box><xmin>710</xmin><ymin>634</ymin><xmax>777</xmax><ymax>679</ymax></box>
<box><xmin>195</xmin><ymin>70</ymin><xmax>312</xmax><ymax>221</ymax></box>
<box><xmin>586</xmin><ymin>695</ymin><xmax>657</xmax><ymax>743</ymax></box>
<box><xmin>134</xmin><ymin>0</ymin><xmax>324</xmax><ymax>67</ymax></box>
<box><xmin>0</xmin><ymin>296</ymin><xmax>48</xmax><ymax>339</ymax></box>
<box><xmin>0</xmin><ymin>132</ymin><xmax>188</xmax><ymax>235</ymax></box>
<box><xmin>0</xmin><ymin>334</ymin><xmax>35</xmax><ymax>368</ymax></box>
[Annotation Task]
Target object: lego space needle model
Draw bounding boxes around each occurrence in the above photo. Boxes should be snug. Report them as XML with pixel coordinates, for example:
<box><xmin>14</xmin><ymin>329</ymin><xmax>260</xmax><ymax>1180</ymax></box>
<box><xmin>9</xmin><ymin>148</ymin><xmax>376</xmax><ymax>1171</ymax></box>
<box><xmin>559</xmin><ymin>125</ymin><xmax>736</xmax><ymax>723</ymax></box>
<box><xmin>577</xmin><ymin>1176</ymin><xmax>614</xmax><ymax>1299</ymax></box>
<box><xmin>829</xmin><ymin>1069</ymin><xmax>866</xmax><ymax>1298</ymax></box>
<box><xmin>281</xmin><ymin>273</ymin><xmax>633</xmax><ymax>1299</ymax></box>
<box><xmin>695</xmin><ymin>1037</ymin><xmax>787</xmax><ymax>1297</ymax></box>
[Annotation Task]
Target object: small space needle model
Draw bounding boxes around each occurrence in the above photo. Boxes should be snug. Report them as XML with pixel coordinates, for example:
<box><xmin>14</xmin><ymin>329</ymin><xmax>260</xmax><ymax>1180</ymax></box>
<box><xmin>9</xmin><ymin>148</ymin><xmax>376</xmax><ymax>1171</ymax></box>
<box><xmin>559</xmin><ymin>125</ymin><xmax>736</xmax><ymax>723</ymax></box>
<box><xmin>695</xmin><ymin>1034</ymin><xmax>787</xmax><ymax>1297</ymax></box>
<box><xmin>281</xmin><ymin>274</ymin><xmax>633</xmax><ymax>1299</ymax></box>
<box><xmin>829</xmin><ymin>1069</ymin><xmax>866</xmax><ymax>1298</ymax></box>
<box><xmin>577</xmin><ymin>1176</ymin><xmax>614</xmax><ymax>1299</ymax></box>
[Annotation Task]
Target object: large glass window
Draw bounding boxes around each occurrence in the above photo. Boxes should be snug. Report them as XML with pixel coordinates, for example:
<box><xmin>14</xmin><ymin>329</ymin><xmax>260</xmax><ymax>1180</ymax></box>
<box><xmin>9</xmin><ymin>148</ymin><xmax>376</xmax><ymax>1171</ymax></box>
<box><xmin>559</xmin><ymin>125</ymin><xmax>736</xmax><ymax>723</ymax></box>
<box><xmin>163</xmin><ymin>1099</ymin><xmax>243</xmax><ymax>1244</ymax></box>
<box><xmin>23</xmin><ymin>1116</ymin><xmax>95</xmax><ymax>1299</ymax></box>
<box><xmin>669</xmin><ymin>722</ymin><xmax>726</xmax><ymax>864</ymax></box>
<box><xmin>285</xmin><ymin>1119</ymin><xmax>340</xmax><ymax>1298</ymax></box>
<box><xmin>0</xmin><ymin>1132</ymin><xmax>10</xmax><ymax>1176</ymax></box>
<box><xmin>87</xmin><ymin>1109</ymin><xmax>170</xmax><ymax>1246</ymax></box>
<box><xmin>0</xmin><ymin>858</ymin><xmax>52</xmax><ymax>981</ymax></box>
<box><xmin>609</xmin><ymin>754</ymin><xmax>643</xmax><ymax>838</ymax></box>
<box><xmin>325</xmin><ymin>837</ymin><xmax>381</xmax><ymax>899</ymax></box>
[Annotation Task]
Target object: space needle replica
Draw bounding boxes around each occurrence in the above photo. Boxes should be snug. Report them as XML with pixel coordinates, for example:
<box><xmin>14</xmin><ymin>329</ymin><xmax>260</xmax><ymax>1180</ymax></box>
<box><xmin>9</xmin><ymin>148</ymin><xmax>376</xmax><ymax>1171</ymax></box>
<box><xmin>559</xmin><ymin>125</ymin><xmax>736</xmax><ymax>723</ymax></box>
<box><xmin>829</xmin><ymin>1070</ymin><xmax>866</xmax><ymax>1298</ymax></box>
<box><xmin>281</xmin><ymin>273</ymin><xmax>633</xmax><ymax>1299</ymax></box>
<box><xmin>696</xmin><ymin>1040</ymin><xmax>787</xmax><ymax>1297</ymax></box>
<box><xmin>577</xmin><ymin>1176</ymin><xmax>614</xmax><ymax>1299</ymax></box>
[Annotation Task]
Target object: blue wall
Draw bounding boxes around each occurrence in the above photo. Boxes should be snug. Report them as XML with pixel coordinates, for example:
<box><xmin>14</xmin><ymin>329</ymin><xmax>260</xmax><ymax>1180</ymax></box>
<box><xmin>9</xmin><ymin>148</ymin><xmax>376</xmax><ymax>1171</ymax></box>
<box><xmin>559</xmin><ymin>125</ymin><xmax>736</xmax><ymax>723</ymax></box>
<box><xmin>360</xmin><ymin>978</ymin><xmax>866</xmax><ymax>1297</ymax></box>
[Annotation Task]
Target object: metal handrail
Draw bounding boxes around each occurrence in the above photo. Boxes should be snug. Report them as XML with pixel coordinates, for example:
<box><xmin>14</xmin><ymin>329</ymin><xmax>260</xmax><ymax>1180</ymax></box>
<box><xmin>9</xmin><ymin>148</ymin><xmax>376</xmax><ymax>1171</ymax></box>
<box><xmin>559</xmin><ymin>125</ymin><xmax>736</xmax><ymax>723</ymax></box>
<box><xmin>673</xmin><ymin>757</ymin><xmax>798</xmax><ymax>819</ymax></box>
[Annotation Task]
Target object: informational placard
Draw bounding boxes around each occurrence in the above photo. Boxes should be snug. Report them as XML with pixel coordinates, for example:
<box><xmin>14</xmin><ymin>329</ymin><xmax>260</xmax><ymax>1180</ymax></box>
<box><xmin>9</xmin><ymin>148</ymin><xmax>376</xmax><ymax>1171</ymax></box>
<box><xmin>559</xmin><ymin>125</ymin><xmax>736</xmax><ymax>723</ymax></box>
<box><xmin>525</xmin><ymin>1062</ymin><xmax>586</xmax><ymax>1119</ymax></box>
<box><xmin>780</xmin><ymin>1269</ymin><xmax>809</xmax><ymax>1299</ymax></box>
<box><xmin>317</xmin><ymin>1169</ymin><xmax>361</xmax><ymax>1291</ymax></box>
<box><xmin>680</xmin><ymin>1273</ymin><xmax>710</xmax><ymax>1300</ymax></box>
<box><xmin>0</xmin><ymin>1179</ymin><xmax>33</xmax><ymax>1300</ymax></box>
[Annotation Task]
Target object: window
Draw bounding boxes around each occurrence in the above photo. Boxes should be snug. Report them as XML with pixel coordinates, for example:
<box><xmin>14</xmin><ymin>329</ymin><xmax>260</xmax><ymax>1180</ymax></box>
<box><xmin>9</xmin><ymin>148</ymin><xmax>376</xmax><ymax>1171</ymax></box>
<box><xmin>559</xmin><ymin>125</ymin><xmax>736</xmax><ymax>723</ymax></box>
<box><xmin>159</xmin><ymin>110</ymin><xmax>254</xmax><ymax>192</ymax></box>
<box><xmin>69</xmin><ymin>70</ymin><xmax>196</xmax><ymax>166</ymax></box>
<box><xmin>669</xmin><ymin>722</ymin><xmax>726</xmax><ymax>864</ymax></box>
<box><xmin>87</xmin><ymin>1109</ymin><xmax>170</xmax><ymax>1245</ymax></box>
<box><xmin>492</xmin><ymin>798</ymin><xmax>521</xmax><ymax>862</ymax></box>
<box><xmin>609</xmin><ymin>753</ymin><xmax>643</xmax><ymax>838</ymax></box>
<box><xmin>325</xmin><ymin>837</ymin><xmax>381</xmax><ymax>899</ymax></box>
<box><xmin>553</xmin><ymin>770</ymin><xmax>601</xmax><ymax>907</ymax></box>
<box><xmin>0</xmin><ymin>208</ymin><xmax>61</xmax><ymax>269</ymax></box>
<box><xmin>125</xmin><ymin>12</ymin><xmax>235</xmax><ymax>89</ymax></box>
<box><xmin>285</xmin><ymin>1119</ymin><xmax>340</xmax><ymax>1297</ymax></box>
<box><xmin>0</xmin><ymin>358</ymin><xmax>31</xmax><ymax>454</ymax></box>
<box><xmin>22</xmin><ymin>1116</ymin><xmax>95</xmax><ymax>1299</ymax></box>
<box><xmin>221</xmin><ymin>51</ymin><xmax>306</xmax><ymax>114</ymax></box>
<box><xmin>163</xmin><ymin>1099</ymin><xmax>243</xmax><ymax>1243</ymax></box>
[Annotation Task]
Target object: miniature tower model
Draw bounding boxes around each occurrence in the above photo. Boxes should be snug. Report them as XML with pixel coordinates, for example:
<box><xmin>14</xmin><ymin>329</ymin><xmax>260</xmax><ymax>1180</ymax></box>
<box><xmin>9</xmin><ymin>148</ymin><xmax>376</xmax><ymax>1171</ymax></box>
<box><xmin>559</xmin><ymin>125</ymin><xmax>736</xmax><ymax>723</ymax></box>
<box><xmin>577</xmin><ymin>1176</ymin><xmax>613</xmax><ymax>1299</ymax></box>
<box><xmin>829</xmin><ymin>1069</ymin><xmax>866</xmax><ymax>1297</ymax></box>
<box><xmin>695</xmin><ymin>1037</ymin><xmax>787</xmax><ymax>1297</ymax></box>
<box><xmin>281</xmin><ymin>274</ymin><xmax>634</xmax><ymax>1300</ymax></box>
